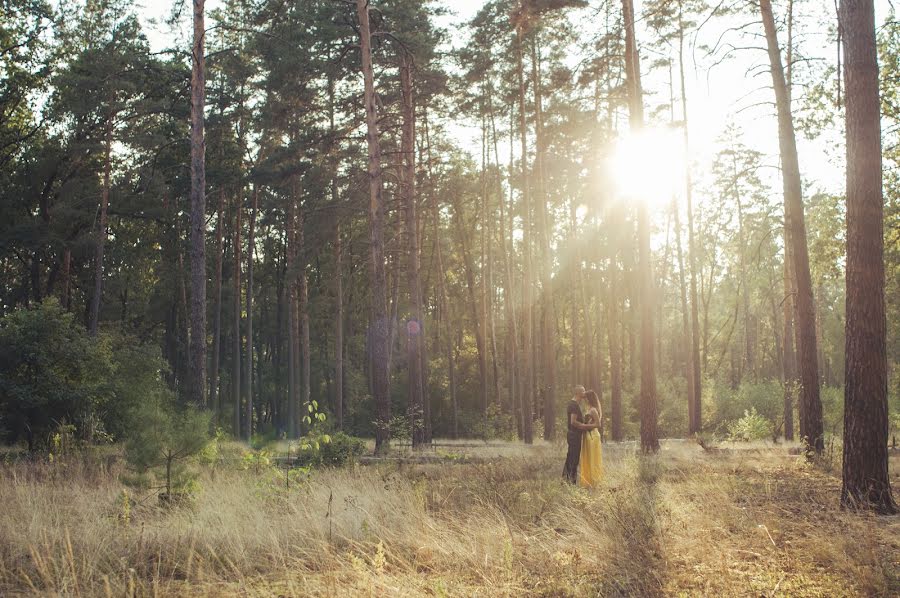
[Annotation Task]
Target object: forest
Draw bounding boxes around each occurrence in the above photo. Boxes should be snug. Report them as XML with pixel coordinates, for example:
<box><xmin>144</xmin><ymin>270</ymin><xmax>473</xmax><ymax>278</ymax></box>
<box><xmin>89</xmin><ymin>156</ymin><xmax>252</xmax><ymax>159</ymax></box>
<box><xmin>1</xmin><ymin>0</ymin><xmax>899</xmax><ymax>595</ymax></box>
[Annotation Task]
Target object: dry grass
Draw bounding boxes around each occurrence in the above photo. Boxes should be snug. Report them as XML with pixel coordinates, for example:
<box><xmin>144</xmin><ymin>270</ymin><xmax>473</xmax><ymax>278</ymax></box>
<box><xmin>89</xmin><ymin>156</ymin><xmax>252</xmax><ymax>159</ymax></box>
<box><xmin>0</xmin><ymin>441</ymin><xmax>898</xmax><ymax>597</ymax></box>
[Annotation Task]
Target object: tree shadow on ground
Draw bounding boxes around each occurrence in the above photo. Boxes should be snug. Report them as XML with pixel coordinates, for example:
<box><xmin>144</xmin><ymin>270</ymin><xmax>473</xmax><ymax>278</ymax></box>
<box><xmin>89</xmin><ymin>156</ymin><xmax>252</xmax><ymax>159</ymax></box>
<box><xmin>593</xmin><ymin>455</ymin><xmax>668</xmax><ymax>597</ymax></box>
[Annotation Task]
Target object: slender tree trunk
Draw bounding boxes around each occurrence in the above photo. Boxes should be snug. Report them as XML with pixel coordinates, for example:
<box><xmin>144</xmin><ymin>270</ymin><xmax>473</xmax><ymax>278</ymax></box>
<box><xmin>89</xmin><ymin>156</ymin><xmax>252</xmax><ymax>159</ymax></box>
<box><xmin>452</xmin><ymin>199</ymin><xmax>488</xmax><ymax>410</ymax></box>
<box><xmin>608</xmin><ymin>254</ymin><xmax>623</xmax><ymax>441</ymax></box>
<box><xmin>232</xmin><ymin>198</ymin><xmax>242</xmax><ymax>438</ymax></box>
<box><xmin>479</xmin><ymin>104</ymin><xmax>490</xmax><ymax>417</ymax></box>
<box><xmin>678</xmin><ymin>1</ymin><xmax>702</xmax><ymax>434</ymax></box>
<box><xmin>286</xmin><ymin>188</ymin><xmax>298</xmax><ymax>439</ymax></box>
<box><xmin>782</xmin><ymin>223</ymin><xmax>796</xmax><ymax>440</ymax></box>
<box><xmin>334</xmin><ymin>223</ymin><xmax>344</xmax><ymax>430</ymax></box>
<box><xmin>839</xmin><ymin>0</ymin><xmax>897</xmax><ymax>513</ymax></box>
<box><xmin>329</xmin><ymin>65</ymin><xmax>344</xmax><ymax>432</ymax></box>
<box><xmin>760</xmin><ymin>0</ymin><xmax>823</xmax><ymax>453</ymax></box>
<box><xmin>357</xmin><ymin>0</ymin><xmax>390</xmax><ymax>452</ymax></box>
<box><xmin>400</xmin><ymin>54</ymin><xmax>425</xmax><ymax>447</ymax></box>
<box><xmin>189</xmin><ymin>0</ymin><xmax>207</xmax><ymax>408</ymax></box>
<box><xmin>733</xmin><ymin>159</ymin><xmax>752</xmax><ymax>382</ymax></box>
<box><xmin>622</xmin><ymin>0</ymin><xmax>658</xmax><ymax>452</ymax></box>
<box><xmin>89</xmin><ymin>112</ymin><xmax>113</xmax><ymax>337</ymax></box>
<box><xmin>530</xmin><ymin>39</ymin><xmax>557</xmax><ymax>441</ymax></box>
<box><xmin>501</xmin><ymin>104</ymin><xmax>521</xmax><ymax>434</ymax></box>
<box><xmin>211</xmin><ymin>189</ymin><xmax>225</xmax><ymax>422</ymax></box>
<box><xmin>299</xmin><ymin>206</ymin><xmax>310</xmax><ymax>431</ymax></box>
<box><xmin>244</xmin><ymin>186</ymin><xmax>257</xmax><ymax>440</ymax></box>
<box><xmin>516</xmin><ymin>28</ymin><xmax>534</xmax><ymax>444</ymax></box>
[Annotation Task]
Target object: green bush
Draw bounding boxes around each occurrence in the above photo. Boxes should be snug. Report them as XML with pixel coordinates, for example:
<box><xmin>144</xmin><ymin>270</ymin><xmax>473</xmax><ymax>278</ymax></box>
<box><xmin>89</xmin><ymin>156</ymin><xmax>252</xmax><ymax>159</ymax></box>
<box><xmin>727</xmin><ymin>408</ymin><xmax>773</xmax><ymax>442</ymax></box>
<box><xmin>0</xmin><ymin>301</ymin><xmax>176</xmax><ymax>451</ymax></box>
<box><xmin>294</xmin><ymin>432</ymin><xmax>365</xmax><ymax>468</ymax></box>
<box><xmin>124</xmin><ymin>401</ymin><xmax>211</xmax><ymax>498</ymax></box>
<box><xmin>0</xmin><ymin>301</ymin><xmax>111</xmax><ymax>450</ymax></box>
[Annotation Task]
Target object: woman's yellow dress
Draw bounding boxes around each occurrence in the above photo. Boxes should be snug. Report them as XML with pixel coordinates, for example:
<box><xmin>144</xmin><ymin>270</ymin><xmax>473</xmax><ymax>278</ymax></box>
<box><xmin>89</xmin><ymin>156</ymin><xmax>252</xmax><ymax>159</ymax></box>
<box><xmin>579</xmin><ymin>410</ymin><xmax>604</xmax><ymax>488</ymax></box>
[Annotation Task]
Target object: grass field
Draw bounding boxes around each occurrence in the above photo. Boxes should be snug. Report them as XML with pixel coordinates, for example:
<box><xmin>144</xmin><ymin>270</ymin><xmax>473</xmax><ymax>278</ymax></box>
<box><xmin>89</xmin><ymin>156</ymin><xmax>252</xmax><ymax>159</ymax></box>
<box><xmin>1</xmin><ymin>440</ymin><xmax>898</xmax><ymax>597</ymax></box>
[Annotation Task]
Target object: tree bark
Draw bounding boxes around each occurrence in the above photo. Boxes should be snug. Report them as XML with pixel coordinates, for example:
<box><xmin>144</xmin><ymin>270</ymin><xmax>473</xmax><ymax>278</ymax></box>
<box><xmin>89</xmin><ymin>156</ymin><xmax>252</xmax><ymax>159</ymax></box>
<box><xmin>286</xmin><ymin>184</ymin><xmax>298</xmax><ymax>439</ymax></box>
<box><xmin>400</xmin><ymin>54</ymin><xmax>425</xmax><ymax>447</ymax></box>
<box><xmin>334</xmin><ymin>222</ymin><xmax>344</xmax><ymax>431</ymax></box>
<box><xmin>608</xmin><ymin>254</ymin><xmax>623</xmax><ymax>441</ymax></box>
<box><xmin>298</xmin><ymin>199</ymin><xmax>310</xmax><ymax>433</ymax></box>
<box><xmin>357</xmin><ymin>0</ymin><xmax>391</xmax><ymax>452</ymax></box>
<box><xmin>531</xmin><ymin>39</ymin><xmax>557</xmax><ymax>441</ymax></box>
<box><xmin>839</xmin><ymin>0</ymin><xmax>897</xmax><ymax>513</ymax></box>
<box><xmin>211</xmin><ymin>188</ymin><xmax>225</xmax><ymax>422</ymax></box>
<box><xmin>189</xmin><ymin>0</ymin><xmax>207</xmax><ymax>408</ymax></box>
<box><xmin>677</xmin><ymin>0</ymin><xmax>702</xmax><ymax>435</ymax></box>
<box><xmin>515</xmin><ymin>28</ymin><xmax>534</xmax><ymax>444</ymax></box>
<box><xmin>232</xmin><ymin>197</ymin><xmax>242</xmax><ymax>438</ymax></box>
<box><xmin>89</xmin><ymin>110</ymin><xmax>113</xmax><ymax>337</ymax></box>
<box><xmin>759</xmin><ymin>0</ymin><xmax>823</xmax><ymax>453</ymax></box>
<box><xmin>622</xmin><ymin>0</ymin><xmax>658</xmax><ymax>453</ymax></box>
<box><xmin>244</xmin><ymin>185</ymin><xmax>257</xmax><ymax>440</ymax></box>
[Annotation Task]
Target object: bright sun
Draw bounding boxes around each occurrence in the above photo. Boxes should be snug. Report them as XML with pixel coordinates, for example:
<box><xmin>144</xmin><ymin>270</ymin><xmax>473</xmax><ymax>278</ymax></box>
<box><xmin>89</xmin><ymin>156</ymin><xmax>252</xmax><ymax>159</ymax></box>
<box><xmin>606</xmin><ymin>127</ymin><xmax>686</xmax><ymax>208</ymax></box>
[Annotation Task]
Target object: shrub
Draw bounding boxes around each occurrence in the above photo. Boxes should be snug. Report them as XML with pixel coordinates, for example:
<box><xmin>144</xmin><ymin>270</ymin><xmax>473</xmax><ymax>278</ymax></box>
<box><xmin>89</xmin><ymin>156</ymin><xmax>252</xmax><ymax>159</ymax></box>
<box><xmin>0</xmin><ymin>301</ymin><xmax>111</xmax><ymax>450</ymax></box>
<box><xmin>124</xmin><ymin>401</ymin><xmax>211</xmax><ymax>498</ymax></box>
<box><xmin>294</xmin><ymin>432</ymin><xmax>365</xmax><ymax>468</ymax></box>
<box><xmin>727</xmin><ymin>408</ymin><xmax>773</xmax><ymax>442</ymax></box>
<box><xmin>0</xmin><ymin>302</ymin><xmax>176</xmax><ymax>451</ymax></box>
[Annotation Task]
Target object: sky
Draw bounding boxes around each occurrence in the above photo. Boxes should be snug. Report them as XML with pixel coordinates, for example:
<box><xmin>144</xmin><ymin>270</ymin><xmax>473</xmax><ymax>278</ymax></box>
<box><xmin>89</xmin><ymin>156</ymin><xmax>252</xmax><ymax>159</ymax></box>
<box><xmin>136</xmin><ymin>0</ymin><xmax>896</xmax><ymax>209</ymax></box>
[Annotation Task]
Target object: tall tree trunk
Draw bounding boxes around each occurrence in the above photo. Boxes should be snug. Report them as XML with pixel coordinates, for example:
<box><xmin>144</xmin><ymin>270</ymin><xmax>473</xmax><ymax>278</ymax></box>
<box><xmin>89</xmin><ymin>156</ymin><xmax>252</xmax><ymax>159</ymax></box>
<box><xmin>286</xmin><ymin>186</ymin><xmax>298</xmax><ymax>439</ymax></box>
<box><xmin>760</xmin><ymin>0</ymin><xmax>823</xmax><ymax>453</ymax></box>
<box><xmin>673</xmin><ymin>195</ymin><xmax>693</xmax><ymax>431</ymax></box>
<box><xmin>298</xmin><ymin>199</ymin><xmax>310</xmax><ymax>433</ymax></box>
<box><xmin>89</xmin><ymin>111</ymin><xmax>113</xmax><ymax>337</ymax></box>
<box><xmin>400</xmin><ymin>54</ymin><xmax>425</xmax><ymax>447</ymax></box>
<box><xmin>732</xmin><ymin>157</ymin><xmax>752</xmax><ymax>382</ymax></box>
<box><xmin>608</xmin><ymin>254</ymin><xmax>624</xmax><ymax>441</ymax></box>
<box><xmin>678</xmin><ymin>0</ymin><xmax>702</xmax><ymax>434</ymax></box>
<box><xmin>211</xmin><ymin>189</ymin><xmax>225</xmax><ymax>422</ymax></box>
<box><xmin>232</xmin><ymin>198</ymin><xmax>242</xmax><ymax>438</ymax></box>
<box><xmin>622</xmin><ymin>0</ymin><xmax>658</xmax><ymax>452</ymax></box>
<box><xmin>531</xmin><ymin>39</ymin><xmax>557</xmax><ymax>441</ymax></box>
<box><xmin>189</xmin><ymin>0</ymin><xmax>207</xmax><ymax>408</ymax></box>
<box><xmin>452</xmin><ymin>199</ymin><xmax>488</xmax><ymax>412</ymax></box>
<box><xmin>479</xmin><ymin>105</ymin><xmax>490</xmax><ymax>417</ymax></box>
<box><xmin>839</xmin><ymin>0</ymin><xmax>897</xmax><ymax>513</ymax></box>
<box><xmin>782</xmin><ymin>223</ymin><xmax>796</xmax><ymax>440</ymax></box>
<box><xmin>334</xmin><ymin>222</ymin><xmax>344</xmax><ymax>430</ymax></box>
<box><xmin>244</xmin><ymin>186</ymin><xmax>257</xmax><ymax>440</ymax></box>
<box><xmin>516</xmin><ymin>28</ymin><xmax>534</xmax><ymax>444</ymax></box>
<box><xmin>357</xmin><ymin>0</ymin><xmax>390</xmax><ymax>452</ymax></box>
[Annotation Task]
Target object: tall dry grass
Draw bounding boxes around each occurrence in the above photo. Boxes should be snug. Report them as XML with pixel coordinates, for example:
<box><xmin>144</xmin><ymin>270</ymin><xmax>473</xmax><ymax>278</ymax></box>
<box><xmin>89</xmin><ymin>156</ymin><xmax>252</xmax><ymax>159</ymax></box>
<box><xmin>0</xmin><ymin>441</ymin><xmax>897</xmax><ymax>596</ymax></box>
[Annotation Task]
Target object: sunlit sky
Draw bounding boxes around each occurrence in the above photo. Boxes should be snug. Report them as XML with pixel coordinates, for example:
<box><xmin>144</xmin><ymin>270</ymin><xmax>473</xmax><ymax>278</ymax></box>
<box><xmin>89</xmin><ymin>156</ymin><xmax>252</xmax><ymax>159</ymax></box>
<box><xmin>137</xmin><ymin>0</ymin><xmax>894</xmax><ymax>207</ymax></box>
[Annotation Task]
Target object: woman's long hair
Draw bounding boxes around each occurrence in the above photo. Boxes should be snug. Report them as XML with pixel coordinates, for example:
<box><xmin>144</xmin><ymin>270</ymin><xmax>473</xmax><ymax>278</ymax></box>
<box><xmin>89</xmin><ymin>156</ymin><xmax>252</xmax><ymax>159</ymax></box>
<box><xmin>585</xmin><ymin>390</ymin><xmax>600</xmax><ymax>412</ymax></box>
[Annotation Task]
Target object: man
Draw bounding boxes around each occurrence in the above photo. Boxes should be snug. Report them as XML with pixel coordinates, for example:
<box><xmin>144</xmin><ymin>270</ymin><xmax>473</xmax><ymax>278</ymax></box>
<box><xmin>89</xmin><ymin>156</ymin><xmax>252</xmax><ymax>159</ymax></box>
<box><xmin>564</xmin><ymin>385</ymin><xmax>592</xmax><ymax>484</ymax></box>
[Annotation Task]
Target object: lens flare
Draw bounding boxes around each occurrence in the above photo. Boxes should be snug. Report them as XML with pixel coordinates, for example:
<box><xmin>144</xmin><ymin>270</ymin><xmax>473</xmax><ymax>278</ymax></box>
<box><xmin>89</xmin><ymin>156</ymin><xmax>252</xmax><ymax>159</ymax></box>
<box><xmin>606</xmin><ymin>127</ymin><xmax>686</xmax><ymax>207</ymax></box>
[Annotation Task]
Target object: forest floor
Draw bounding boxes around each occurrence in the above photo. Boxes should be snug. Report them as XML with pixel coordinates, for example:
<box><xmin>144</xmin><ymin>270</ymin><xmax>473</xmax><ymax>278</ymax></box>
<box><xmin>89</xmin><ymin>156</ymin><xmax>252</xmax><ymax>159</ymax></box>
<box><xmin>1</xmin><ymin>440</ymin><xmax>899</xmax><ymax>597</ymax></box>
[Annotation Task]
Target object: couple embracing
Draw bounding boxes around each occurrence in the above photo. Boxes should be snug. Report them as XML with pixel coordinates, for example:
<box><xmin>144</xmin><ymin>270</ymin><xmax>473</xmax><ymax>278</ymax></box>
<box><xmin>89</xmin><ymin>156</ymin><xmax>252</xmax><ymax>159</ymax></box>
<box><xmin>563</xmin><ymin>385</ymin><xmax>604</xmax><ymax>488</ymax></box>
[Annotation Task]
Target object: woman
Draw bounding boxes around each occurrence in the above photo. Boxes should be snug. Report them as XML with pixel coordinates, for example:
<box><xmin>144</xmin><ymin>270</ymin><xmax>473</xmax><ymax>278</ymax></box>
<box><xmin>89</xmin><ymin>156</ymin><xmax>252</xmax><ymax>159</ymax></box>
<box><xmin>579</xmin><ymin>390</ymin><xmax>604</xmax><ymax>488</ymax></box>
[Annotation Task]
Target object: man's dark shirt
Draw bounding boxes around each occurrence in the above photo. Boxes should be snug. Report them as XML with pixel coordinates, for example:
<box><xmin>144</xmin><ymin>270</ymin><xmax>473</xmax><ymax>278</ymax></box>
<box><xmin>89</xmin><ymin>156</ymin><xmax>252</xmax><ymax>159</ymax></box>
<box><xmin>566</xmin><ymin>399</ymin><xmax>583</xmax><ymax>443</ymax></box>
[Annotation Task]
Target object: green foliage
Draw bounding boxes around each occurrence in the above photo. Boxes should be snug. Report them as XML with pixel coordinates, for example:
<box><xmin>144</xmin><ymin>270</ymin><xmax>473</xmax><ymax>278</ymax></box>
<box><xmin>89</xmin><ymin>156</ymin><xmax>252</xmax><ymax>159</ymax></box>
<box><xmin>0</xmin><ymin>302</ymin><xmax>178</xmax><ymax>451</ymax></box>
<box><xmin>293</xmin><ymin>432</ymin><xmax>365</xmax><ymax>468</ymax></box>
<box><xmin>124</xmin><ymin>401</ymin><xmax>211</xmax><ymax>497</ymax></box>
<box><xmin>457</xmin><ymin>406</ymin><xmax>517</xmax><ymax>441</ymax></box>
<box><xmin>727</xmin><ymin>408</ymin><xmax>773</xmax><ymax>442</ymax></box>
<box><xmin>709</xmin><ymin>380</ymin><xmax>783</xmax><ymax>437</ymax></box>
<box><xmin>0</xmin><ymin>301</ymin><xmax>111</xmax><ymax>450</ymax></box>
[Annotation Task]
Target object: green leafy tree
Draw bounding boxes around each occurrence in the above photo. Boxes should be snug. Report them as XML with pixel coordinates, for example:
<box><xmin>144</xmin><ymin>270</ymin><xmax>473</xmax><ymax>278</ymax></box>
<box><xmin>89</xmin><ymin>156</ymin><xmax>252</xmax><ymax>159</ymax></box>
<box><xmin>0</xmin><ymin>301</ymin><xmax>111</xmax><ymax>450</ymax></box>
